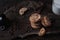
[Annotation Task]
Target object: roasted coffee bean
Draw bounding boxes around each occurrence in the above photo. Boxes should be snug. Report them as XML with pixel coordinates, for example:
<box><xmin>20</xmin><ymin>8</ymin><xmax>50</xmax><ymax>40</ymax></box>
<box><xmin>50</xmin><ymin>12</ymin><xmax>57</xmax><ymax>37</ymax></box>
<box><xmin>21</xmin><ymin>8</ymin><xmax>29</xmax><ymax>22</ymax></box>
<box><xmin>41</xmin><ymin>16</ymin><xmax>51</xmax><ymax>27</ymax></box>
<box><xmin>29</xmin><ymin>13</ymin><xmax>41</xmax><ymax>28</ymax></box>
<box><xmin>30</xmin><ymin>22</ymin><xmax>39</xmax><ymax>29</ymax></box>
<box><xmin>38</xmin><ymin>27</ymin><xmax>46</xmax><ymax>36</ymax></box>
<box><xmin>29</xmin><ymin>13</ymin><xmax>41</xmax><ymax>23</ymax></box>
<box><xmin>19</xmin><ymin>7</ymin><xmax>28</xmax><ymax>15</ymax></box>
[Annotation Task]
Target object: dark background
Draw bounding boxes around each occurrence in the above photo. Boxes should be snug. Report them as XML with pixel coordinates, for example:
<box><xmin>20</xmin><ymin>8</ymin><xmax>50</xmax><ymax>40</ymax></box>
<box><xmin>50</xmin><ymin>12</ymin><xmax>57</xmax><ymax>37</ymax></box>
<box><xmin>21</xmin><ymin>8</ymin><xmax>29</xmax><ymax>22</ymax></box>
<box><xmin>0</xmin><ymin>0</ymin><xmax>60</xmax><ymax>40</ymax></box>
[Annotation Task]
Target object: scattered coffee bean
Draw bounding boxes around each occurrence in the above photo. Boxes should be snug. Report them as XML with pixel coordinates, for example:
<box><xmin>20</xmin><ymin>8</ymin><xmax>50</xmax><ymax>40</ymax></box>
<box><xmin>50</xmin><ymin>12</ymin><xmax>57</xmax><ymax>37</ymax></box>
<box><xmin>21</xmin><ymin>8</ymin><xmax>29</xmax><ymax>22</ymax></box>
<box><xmin>19</xmin><ymin>7</ymin><xmax>28</xmax><ymax>15</ymax></box>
